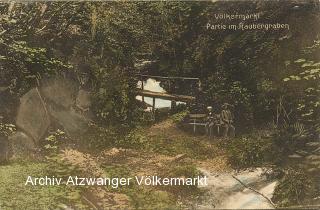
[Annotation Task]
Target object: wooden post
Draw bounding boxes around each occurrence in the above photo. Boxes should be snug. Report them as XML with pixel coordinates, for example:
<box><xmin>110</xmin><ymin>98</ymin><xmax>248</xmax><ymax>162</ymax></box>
<box><xmin>171</xmin><ymin>100</ymin><xmax>176</xmax><ymax>110</ymax></box>
<box><xmin>141</xmin><ymin>79</ymin><xmax>144</xmax><ymax>103</ymax></box>
<box><xmin>152</xmin><ymin>97</ymin><xmax>156</xmax><ymax>121</ymax></box>
<box><xmin>152</xmin><ymin>97</ymin><xmax>155</xmax><ymax>113</ymax></box>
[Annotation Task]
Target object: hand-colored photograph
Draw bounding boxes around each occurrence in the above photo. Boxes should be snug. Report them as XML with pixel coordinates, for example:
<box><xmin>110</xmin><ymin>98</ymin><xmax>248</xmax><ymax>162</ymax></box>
<box><xmin>0</xmin><ymin>0</ymin><xmax>319</xmax><ymax>209</ymax></box>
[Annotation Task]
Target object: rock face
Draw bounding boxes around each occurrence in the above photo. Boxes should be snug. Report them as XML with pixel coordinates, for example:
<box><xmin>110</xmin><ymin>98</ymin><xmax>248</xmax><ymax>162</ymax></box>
<box><xmin>16</xmin><ymin>88</ymin><xmax>50</xmax><ymax>143</ymax></box>
<box><xmin>9</xmin><ymin>131</ymin><xmax>36</xmax><ymax>158</ymax></box>
<box><xmin>48</xmin><ymin>106</ymin><xmax>89</xmax><ymax>136</ymax></box>
<box><xmin>11</xmin><ymin>77</ymin><xmax>92</xmax><ymax>155</ymax></box>
<box><xmin>41</xmin><ymin>77</ymin><xmax>77</xmax><ymax>108</ymax></box>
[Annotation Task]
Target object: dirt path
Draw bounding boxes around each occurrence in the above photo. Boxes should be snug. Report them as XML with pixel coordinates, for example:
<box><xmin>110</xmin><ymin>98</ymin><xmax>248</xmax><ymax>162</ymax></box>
<box><xmin>58</xmin><ymin>119</ymin><xmax>231</xmax><ymax>208</ymax></box>
<box><xmin>147</xmin><ymin>119</ymin><xmax>231</xmax><ymax>172</ymax></box>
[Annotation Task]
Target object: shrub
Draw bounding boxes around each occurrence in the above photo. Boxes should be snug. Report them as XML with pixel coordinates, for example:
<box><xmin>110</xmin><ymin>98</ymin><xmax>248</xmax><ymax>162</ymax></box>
<box><xmin>170</xmin><ymin>110</ymin><xmax>189</xmax><ymax>124</ymax></box>
<box><xmin>116</xmin><ymin>129</ymin><xmax>148</xmax><ymax>149</ymax></box>
<box><xmin>78</xmin><ymin>123</ymin><xmax>119</xmax><ymax>150</ymax></box>
<box><xmin>43</xmin><ymin>129</ymin><xmax>69</xmax><ymax>153</ymax></box>
<box><xmin>222</xmin><ymin>135</ymin><xmax>277</xmax><ymax>168</ymax></box>
<box><xmin>272</xmin><ymin>168</ymin><xmax>315</xmax><ymax>207</ymax></box>
<box><xmin>272</xmin><ymin>126</ymin><xmax>309</xmax><ymax>155</ymax></box>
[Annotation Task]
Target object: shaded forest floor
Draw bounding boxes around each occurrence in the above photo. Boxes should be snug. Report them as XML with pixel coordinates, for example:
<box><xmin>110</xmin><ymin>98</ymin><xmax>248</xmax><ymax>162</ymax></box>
<box><xmin>0</xmin><ymin>119</ymin><xmax>231</xmax><ymax>209</ymax></box>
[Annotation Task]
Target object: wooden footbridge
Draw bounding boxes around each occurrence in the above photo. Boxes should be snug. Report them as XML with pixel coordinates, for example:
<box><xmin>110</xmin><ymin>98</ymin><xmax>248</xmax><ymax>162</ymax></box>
<box><xmin>136</xmin><ymin>74</ymin><xmax>200</xmax><ymax>112</ymax></box>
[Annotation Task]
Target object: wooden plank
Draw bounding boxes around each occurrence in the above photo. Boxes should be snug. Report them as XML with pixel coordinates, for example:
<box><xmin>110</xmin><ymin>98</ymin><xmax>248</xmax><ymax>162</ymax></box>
<box><xmin>188</xmin><ymin>123</ymin><xmax>207</xmax><ymax>126</ymax></box>
<box><xmin>141</xmin><ymin>79</ymin><xmax>144</xmax><ymax>102</ymax></box>
<box><xmin>137</xmin><ymin>74</ymin><xmax>199</xmax><ymax>81</ymax></box>
<box><xmin>136</xmin><ymin>89</ymin><xmax>195</xmax><ymax>102</ymax></box>
<box><xmin>188</xmin><ymin>114</ymin><xmax>207</xmax><ymax>119</ymax></box>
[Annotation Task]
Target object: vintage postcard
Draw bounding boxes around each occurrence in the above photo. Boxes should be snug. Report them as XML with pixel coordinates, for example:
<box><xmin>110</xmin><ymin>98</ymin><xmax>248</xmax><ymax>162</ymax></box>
<box><xmin>0</xmin><ymin>0</ymin><xmax>319</xmax><ymax>209</ymax></box>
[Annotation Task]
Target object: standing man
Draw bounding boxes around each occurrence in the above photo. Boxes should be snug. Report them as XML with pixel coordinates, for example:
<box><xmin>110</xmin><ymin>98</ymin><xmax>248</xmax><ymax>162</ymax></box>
<box><xmin>221</xmin><ymin>103</ymin><xmax>235</xmax><ymax>138</ymax></box>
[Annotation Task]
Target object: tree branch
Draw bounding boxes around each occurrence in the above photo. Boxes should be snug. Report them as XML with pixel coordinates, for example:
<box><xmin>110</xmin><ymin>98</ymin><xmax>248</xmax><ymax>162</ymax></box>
<box><xmin>232</xmin><ymin>175</ymin><xmax>277</xmax><ymax>208</ymax></box>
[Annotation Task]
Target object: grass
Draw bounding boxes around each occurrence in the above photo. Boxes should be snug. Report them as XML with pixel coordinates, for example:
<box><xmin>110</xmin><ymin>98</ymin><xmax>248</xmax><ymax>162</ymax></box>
<box><xmin>101</xmin><ymin>164</ymin><xmax>177</xmax><ymax>209</ymax></box>
<box><xmin>146</xmin><ymin>134</ymin><xmax>218</xmax><ymax>160</ymax></box>
<box><xmin>0</xmin><ymin>160</ymin><xmax>88</xmax><ymax>210</ymax></box>
<box><xmin>0</xmin><ymin>158</ymin><xmax>175</xmax><ymax>209</ymax></box>
<box><xmin>100</xmin><ymin>160</ymin><xmax>204</xmax><ymax>209</ymax></box>
<box><xmin>220</xmin><ymin>135</ymin><xmax>276</xmax><ymax>168</ymax></box>
<box><xmin>127</xmin><ymin>118</ymin><xmax>222</xmax><ymax>160</ymax></box>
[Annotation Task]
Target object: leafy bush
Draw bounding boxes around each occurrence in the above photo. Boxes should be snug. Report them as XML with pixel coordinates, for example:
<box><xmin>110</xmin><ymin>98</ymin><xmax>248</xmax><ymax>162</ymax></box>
<box><xmin>170</xmin><ymin>110</ymin><xmax>189</xmax><ymax>124</ymax></box>
<box><xmin>78</xmin><ymin>123</ymin><xmax>119</xmax><ymax>150</ymax></box>
<box><xmin>222</xmin><ymin>135</ymin><xmax>277</xmax><ymax>168</ymax></box>
<box><xmin>43</xmin><ymin>129</ymin><xmax>68</xmax><ymax>153</ymax></box>
<box><xmin>223</xmin><ymin>124</ymin><xmax>311</xmax><ymax>168</ymax></box>
<box><xmin>271</xmin><ymin>127</ymin><xmax>307</xmax><ymax>155</ymax></box>
<box><xmin>116</xmin><ymin>129</ymin><xmax>148</xmax><ymax>149</ymax></box>
<box><xmin>272</xmin><ymin>168</ymin><xmax>315</xmax><ymax>207</ymax></box>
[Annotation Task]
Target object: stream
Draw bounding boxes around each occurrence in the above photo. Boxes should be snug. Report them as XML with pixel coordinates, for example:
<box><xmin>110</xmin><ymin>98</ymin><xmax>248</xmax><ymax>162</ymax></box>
<box><xmin>196</xmin><ymin>168</ymin><xmax>277</xmax><ymax>209</ymax></box>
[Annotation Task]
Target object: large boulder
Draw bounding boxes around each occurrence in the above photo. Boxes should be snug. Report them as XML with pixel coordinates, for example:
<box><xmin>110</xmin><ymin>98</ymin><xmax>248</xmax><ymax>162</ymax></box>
<box><xmin>8</xmin><ymin>131</ymin><xmax>36</xmax><ymax>159</ymax></box>
<box><xmin>41</xmin><ymin>77</ymin><xmax>78</xmax><ymax>109</ymax></box>
<box><xmin>48</xmin><ymin>105</ymin><xmax>89</xmax><ymax>137</ymax></box>
<box><xmin>16</xmin><ymin>88</ymin><xmax>50</xmax><ymax>143</ymax></box>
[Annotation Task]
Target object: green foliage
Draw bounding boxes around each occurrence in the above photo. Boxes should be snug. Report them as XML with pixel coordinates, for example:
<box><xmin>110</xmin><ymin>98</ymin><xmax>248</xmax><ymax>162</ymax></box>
<box><xmin>0</xmin><ymin>2</ymin><xmax>143</xmax><ymax>126</ymax></box>
<box><xmin>78</xmin><ymin>122</ymin><xmax>118</xmax><ymax>150</ymax></box>
<box><xmin>223</xmin><ymin>124</ymin><xmax>311</xmax><ymax>168</ymax></box>
<box><xmin>116</xmin><ymin>129</ymin><xmax>148</xmax><ymax>149</ymax></box>
<box><xmin>167</xmin><ymin>164</ymin><xmax>202</xmax><ymax>180</ymax></box>
<box><xmin>77</xmin><ymin>123</ymin><xmax>147</xmax><ymax>150</ymax></box>
<box><xmin>145</xmin><ymin>133</ymin><xmax>216</xmax><ymax>160</ymax></box>
<box><xmin>45</xmin><ymin>155</ymin><xmax>89</xmax><ymax>209</ymax></box>
<box><xmin>128</xmin><ymin>189</ymin><xmax>176</xmax><ymax>209</ymax></box>
<box><xmin>1</xmin><ymin>1</ymin><xmax>319</xmax><ymax>132</ymax></box>
<box><xmin>43</xmin><ymin>129</ymin><xmax>68</xmax><ymax>153</ymax></box>
<box><xmin>282</xmin><ymin>40</ymin><xmax>320</xmax><ymax>136</ymax></box>
<box><xmin>272</xmin><ymin>168</ymin><xmax>315</xmax><ymax>207</ymax></box>
<box><xmin>170</xmin><ymin>110</ymin><xmax>189</xmax><ymax>124</ymax></box>
<box><xmin>158</xmin><ymin>163</ymin><xmax>204</xmax><ymax>199</ymax></box>
<box><xmin>101</xmin><ymin>164</ymin><xmax>176</xmax><ymax>209</ymax></box>
<box><xmin>222</xmin><ymin>135</ymin><xmax>276</xmax><ymax>168</ymax></box>
<box><xmin>0</xmin><ymin>160</ymin><xmax>88</xmax><ymax>209</ymax></box>
<box><xmin>271</xmin><ymin>126</ymin><xmax>308</xmax><ymax>155</ymax></box>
